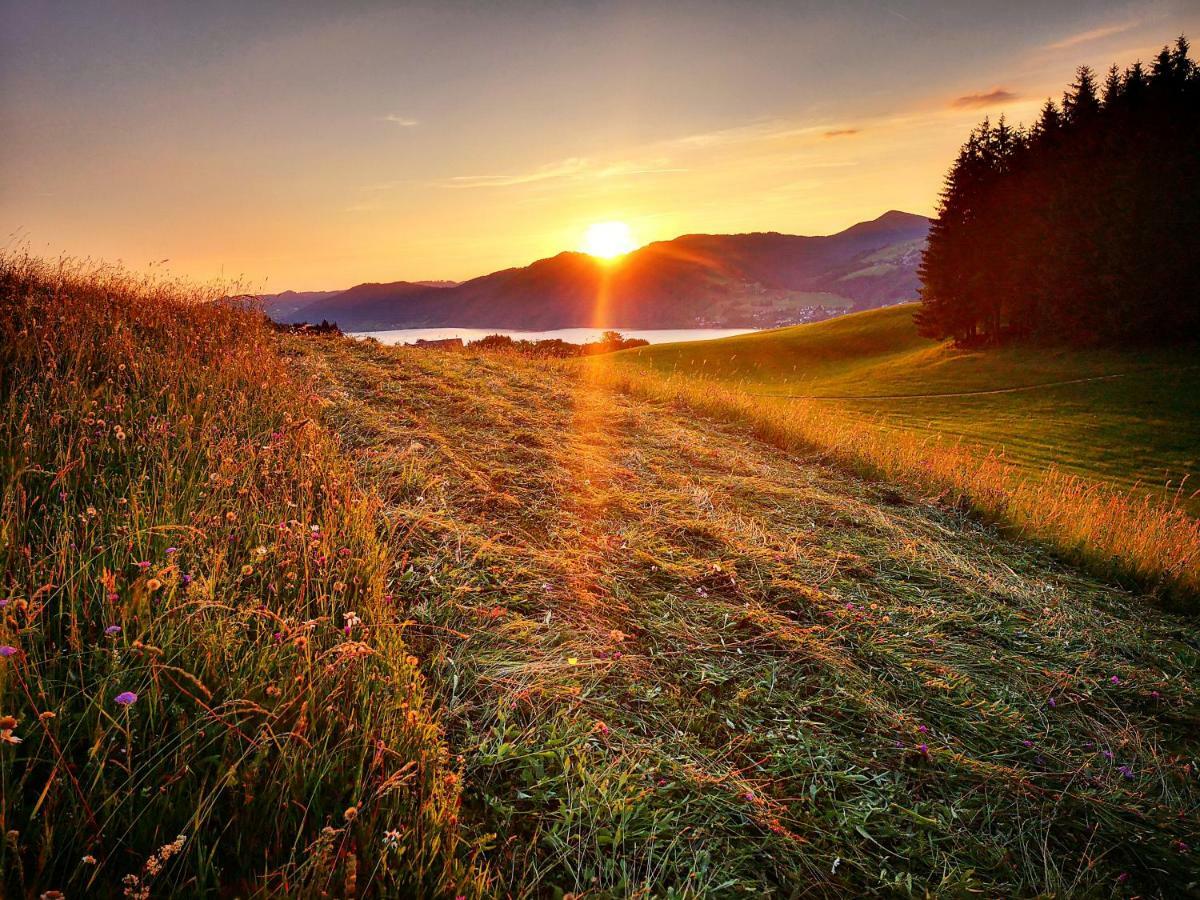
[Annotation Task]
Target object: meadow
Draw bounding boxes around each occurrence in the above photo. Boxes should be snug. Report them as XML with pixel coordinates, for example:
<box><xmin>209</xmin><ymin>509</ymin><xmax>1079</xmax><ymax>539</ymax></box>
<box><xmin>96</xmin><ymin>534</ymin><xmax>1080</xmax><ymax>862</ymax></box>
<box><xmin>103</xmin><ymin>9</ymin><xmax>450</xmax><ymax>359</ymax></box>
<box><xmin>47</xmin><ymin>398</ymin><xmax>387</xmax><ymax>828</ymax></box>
<box><xmin>3</xmin><ymin>259</ymin><xmax>1199</xmax><ymax>897</ymax></box>
<box><xmin>0</xmin><ymin>256</ymin><xmax>485</xmax><ymax>897</ymax></box>
<box><xmin>610</xmin><ymin>304</ymin><xmax>1200</xmax><ymax>500</ymax></box>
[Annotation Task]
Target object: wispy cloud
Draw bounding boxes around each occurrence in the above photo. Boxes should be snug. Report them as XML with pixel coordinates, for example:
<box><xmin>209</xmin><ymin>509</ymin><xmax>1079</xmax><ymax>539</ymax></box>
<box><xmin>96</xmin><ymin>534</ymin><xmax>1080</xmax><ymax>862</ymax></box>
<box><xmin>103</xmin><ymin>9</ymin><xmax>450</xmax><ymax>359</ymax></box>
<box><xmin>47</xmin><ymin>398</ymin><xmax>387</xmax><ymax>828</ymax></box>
<box><xmin>380</xmin><ymin>113</ymin><xmax>419</xmax><ymax>126</ymax></box>
<box><xmin>824</xmin><ymin>128</ymin><xmax>860</xmax><ymax>138</ymax></box>
<box><xmin>950</xmin><ymin>88</ymin><xmax>1019</xmax><ymax>109</ymax></box>
<box><xmin>443</xmin><ymin>156</ymin><xmax>686</xmax><ymax>189</ymax></box>
<box><xmin>1045</xmin><ymin>21</ymin><xmax>1139</xmax><ymax>51</ymax></box>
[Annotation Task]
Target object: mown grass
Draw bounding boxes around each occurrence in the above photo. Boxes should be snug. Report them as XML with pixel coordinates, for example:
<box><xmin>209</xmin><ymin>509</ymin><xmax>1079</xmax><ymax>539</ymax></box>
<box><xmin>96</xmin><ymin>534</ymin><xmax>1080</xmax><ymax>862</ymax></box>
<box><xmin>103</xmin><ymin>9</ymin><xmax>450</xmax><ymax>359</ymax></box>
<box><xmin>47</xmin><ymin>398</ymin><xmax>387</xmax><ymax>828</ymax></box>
<box><xmin>0</xmin><ymin>256</ymin><xmax>485</xmax><ymax>897</ymax></box>
<box><xmin>595</xmin><ymin>310</ymin><xmax>1200</xmax><ymax>605</ymax></box>
<box><xmin>612</xmin><ymin>304</ymin><xmax>1200</xmax><ymax>502</ymax></box>
<box><xmin>295</xmin><ymin>336</ymin><xmax>1200</xmax><ymax>897</ymax></box>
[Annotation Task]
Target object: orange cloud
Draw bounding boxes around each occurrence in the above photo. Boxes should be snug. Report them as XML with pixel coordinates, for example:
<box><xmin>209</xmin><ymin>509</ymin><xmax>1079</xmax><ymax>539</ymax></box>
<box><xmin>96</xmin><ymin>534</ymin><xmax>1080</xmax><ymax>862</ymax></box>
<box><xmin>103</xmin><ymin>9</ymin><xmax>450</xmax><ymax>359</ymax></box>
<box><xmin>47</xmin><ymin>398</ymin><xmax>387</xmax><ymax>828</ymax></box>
<box><xmin>950</xmin><ymin>88</ymin><xmax>1018</xmax><ymax>109</ymax></box>
<box><xmin>824</xmin><ymin>128</ymin><xmax>860</xmax><ymax>138</ymax></box>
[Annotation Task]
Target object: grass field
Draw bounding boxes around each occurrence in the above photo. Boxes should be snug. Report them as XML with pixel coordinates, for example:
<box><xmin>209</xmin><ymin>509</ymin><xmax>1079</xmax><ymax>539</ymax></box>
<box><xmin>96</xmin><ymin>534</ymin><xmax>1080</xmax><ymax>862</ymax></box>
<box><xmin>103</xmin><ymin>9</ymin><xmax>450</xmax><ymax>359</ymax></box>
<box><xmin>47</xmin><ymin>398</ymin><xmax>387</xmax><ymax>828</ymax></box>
<box><xmin>292</xmin><ymin>335</ymin><xmax>1199</xmax><ymax>896</ymax></box>
<box><xmin>4</xmin><ymin>260</ymin><xmax>1199</xmax><ymax>896</ymax></box>
<box><xmin>611</xmin><ymin>304</ymin><xmax>1200</xmax><ymax>501</ymax></box>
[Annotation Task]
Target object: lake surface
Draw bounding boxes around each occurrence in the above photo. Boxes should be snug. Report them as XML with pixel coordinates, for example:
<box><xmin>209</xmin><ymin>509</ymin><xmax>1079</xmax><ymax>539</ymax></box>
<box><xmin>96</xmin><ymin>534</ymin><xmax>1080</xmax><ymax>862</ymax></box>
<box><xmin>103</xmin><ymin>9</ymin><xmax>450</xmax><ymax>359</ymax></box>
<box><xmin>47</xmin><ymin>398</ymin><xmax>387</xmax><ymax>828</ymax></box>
<box><xmin>354</xmin><ymin>327</ymin><xmax>758</xmax><ymax>346</ymax></box>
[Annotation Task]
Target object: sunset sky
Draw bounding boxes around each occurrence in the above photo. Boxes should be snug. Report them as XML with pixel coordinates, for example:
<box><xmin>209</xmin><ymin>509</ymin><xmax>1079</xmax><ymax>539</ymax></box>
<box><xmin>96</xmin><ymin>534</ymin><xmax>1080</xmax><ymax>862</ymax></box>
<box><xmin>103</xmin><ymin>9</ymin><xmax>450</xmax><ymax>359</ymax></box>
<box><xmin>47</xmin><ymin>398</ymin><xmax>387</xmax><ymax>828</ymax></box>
<box><xmin>3</xmin><ymin>1</ymin><xmax>1198</xmax><ymax>290</ymax></box>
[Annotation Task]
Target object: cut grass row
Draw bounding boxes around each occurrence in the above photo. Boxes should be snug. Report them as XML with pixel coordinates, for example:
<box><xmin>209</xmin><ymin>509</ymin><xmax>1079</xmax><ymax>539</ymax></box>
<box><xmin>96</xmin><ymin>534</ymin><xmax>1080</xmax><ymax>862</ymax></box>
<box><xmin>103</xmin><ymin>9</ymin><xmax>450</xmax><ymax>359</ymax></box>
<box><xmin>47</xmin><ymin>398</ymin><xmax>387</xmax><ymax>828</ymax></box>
<box><xmin>297</xmin><ymin>335</ymin><xmax>1200</xmax><ymax>896</ymax></box>
<box><xmin>0</xmin><ymin>256</ymin><xmax>484</xmax><ymax>896</ymax></box>
<box><xmin>593</xmin><ymin>311</ymin><xmax>1200</xmax><ymax>606</ymax></box>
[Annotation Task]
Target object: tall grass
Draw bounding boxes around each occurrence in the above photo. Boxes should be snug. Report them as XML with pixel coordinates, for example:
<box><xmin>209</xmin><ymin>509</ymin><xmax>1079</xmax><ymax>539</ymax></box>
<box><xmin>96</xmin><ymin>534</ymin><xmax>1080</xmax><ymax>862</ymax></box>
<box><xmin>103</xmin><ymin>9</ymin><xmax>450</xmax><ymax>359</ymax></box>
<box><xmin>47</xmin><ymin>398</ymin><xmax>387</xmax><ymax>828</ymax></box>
<box><xmin>0</xmin><ymin>255</ymin><xmax>485</xmax><ymax>896</ymax></box>
<box><xmin>583</xmin><ymin>364</ymin><xmax>1200</xmax><ymax>606</ymax></box>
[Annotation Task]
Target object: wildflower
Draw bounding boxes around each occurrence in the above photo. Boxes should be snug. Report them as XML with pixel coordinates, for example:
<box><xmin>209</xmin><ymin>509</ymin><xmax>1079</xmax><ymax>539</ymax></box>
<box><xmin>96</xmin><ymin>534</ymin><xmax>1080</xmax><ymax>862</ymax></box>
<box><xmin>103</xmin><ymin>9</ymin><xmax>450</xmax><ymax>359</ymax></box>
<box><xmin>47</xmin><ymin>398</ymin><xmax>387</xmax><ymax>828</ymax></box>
<box><xmin>0</xmin><ymin>646</ymin><xmax>17</xmax><ymax>658</ymax></box>
<box><xmin>241</xmin><ymin>565</ymin><xmax>253</xmax><ymax>576</ymax></box>
<box><xmin>567</xmin><ymin>657</ymin><xmax>579</xmax><ymax>666</ymax></box>
<box><xmin>136</xmin><ymin>560</ymin><xmax>151</xmax><ymax>570</ymax></box>
<box><xmin>383</xmin><ymin>829</ymin><xmax>402</xmax><ymax>849</ymax></box>
<box><xmin>40</xmin><ymin>891</ymin><xmax>65</xmax><ymax>900</ymax></box>
<box><xmin>594</xmin><ymin>720</ymin><xmax>610</xmax><ymax>736</ymax></box>
<box><xmin>1151</xmin><ymin>690</ymin><xmax>1161</xmax><ymax>700</ymax></box>
<box><xmin>1110</xmin><ymin>675</ymin><xmax>1120</xmax><ymax>685</ymax></box>
<box><xmin>181</xmin><ymin>573</ymin><xmax>193</xmax><ymax>586</ymax></box>
<box><xmin>39</xmin><ymin>711</ymin><xmax>55</xmax><ymax>721</ymax></box>
<box><xmin>1048</xmin><ymin>697</ymin><xmax>1056</xmax><ymax>708</ymax></box>
<box><xmin>82</xmin><ymin>855</ymin><xmax>97</xmax><ymax>865</ymax></box>
<box><xmin>145</xmin><ymin>578</ymin><xmax>162</xmax><ymax>592</ymax></box>
<box><xmin>743</xmin><ymin>790</ymin><xmax>755</xmax><ymax>801</ymax></box>
<box><xmin>917</xmin><ymin>724</ymin><xmax>928</xmax><ymax>734</ymax></box>
<box><xmin>1118</xmin><ymin>765</ymin><xmax>1134</xmax><ymax>779</ymax></box>
<box><xmin>1021</xmin><ymin>740</ymin><xmax>1034</xmax><ymax>748</ymax></box>
<box><xmin>166</xmin><ymin>547</ymin><xmax>178</xmax><ymax>554</ymax></box>
<box><xmin>1175</xmin><ymin>840</ymin><xmax>1190</xmax><ymax>853</ymax></box>
<box><xmin>0</xmin><ymin>715</ymin><xmax>16</xmax><ymax>730</ymax></box>
<box><xmin>343</xmin><ymin>806</ymin><xmax>358</xmax><ymax>822</ymax></box>
<box><xmin>256</xmin><ymin>545</ymin><xmax>268</xmax><ymax>556</ymax></box>
<box><xmin>105</xmin><ymin>625</ymin><xmax>122</xmax><ymax>635</ymax></box>
<box><xmin>917</xmin><ymin>743</ymin><xmax>929</xmax><ymax>755</ymax></box>
<box><xmin>114</xmin><ymin>691</ymin><xmax>138</xmax><ymax>706</ymax></box>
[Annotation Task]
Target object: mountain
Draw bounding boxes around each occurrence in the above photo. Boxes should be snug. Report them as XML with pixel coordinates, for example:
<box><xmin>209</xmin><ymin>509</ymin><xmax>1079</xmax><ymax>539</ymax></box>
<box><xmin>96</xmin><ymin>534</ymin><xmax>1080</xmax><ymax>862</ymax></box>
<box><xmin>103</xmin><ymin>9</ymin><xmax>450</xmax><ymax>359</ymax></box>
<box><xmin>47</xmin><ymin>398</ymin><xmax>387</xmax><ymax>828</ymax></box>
<box><xmin>276</xmin><ymin>210</ymin><xmax>929</xmax><ymax>330</ymax></box>
<box><xmin>258</xmin><ymin>290</ymin><xmax>342</xmax><ymax>320</ymax></box>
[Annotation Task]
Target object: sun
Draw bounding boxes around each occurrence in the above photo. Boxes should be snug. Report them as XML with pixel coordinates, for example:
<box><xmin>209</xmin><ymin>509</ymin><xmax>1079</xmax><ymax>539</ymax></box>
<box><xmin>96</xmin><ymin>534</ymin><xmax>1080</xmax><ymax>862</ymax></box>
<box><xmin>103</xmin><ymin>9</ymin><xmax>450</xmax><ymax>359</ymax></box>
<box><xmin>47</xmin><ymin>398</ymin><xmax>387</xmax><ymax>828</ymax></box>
<box><xmin>581</xmin><ymin>221</ymin><xmax>636</xmax><ymax>260</ymax></box>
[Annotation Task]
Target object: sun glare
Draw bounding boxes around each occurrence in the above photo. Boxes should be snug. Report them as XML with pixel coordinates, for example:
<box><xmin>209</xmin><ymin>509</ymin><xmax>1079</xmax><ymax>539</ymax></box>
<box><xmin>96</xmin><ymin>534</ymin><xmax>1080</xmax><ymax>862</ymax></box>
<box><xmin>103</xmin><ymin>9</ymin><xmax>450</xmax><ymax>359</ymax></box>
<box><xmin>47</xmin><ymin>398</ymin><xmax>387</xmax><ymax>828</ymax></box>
<box><xmin>581</xmin><ymin>221</ymin><xmax>636</xmax><ymax>260</ymax></box>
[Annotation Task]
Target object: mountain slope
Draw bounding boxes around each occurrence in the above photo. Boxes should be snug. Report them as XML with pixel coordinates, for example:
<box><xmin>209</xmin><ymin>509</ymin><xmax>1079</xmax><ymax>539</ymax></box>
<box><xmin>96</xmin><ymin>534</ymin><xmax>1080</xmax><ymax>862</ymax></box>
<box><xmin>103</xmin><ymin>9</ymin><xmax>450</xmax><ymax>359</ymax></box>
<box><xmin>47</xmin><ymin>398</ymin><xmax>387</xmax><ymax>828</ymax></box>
<box><xmin>279</xmin><ymin>210</ymin><xmax>928</xmax><ymax>330</ymax></box>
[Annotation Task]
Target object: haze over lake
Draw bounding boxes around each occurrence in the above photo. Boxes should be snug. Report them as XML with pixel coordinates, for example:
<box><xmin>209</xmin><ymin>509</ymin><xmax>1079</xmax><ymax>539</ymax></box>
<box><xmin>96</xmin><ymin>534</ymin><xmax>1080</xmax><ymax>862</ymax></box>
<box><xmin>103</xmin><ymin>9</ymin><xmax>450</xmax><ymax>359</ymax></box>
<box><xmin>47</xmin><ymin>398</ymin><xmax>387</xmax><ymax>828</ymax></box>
<box><xmin>355</xmin><ymin>327</ymin><xmax>758</xmax><ymax>345</ymax></box>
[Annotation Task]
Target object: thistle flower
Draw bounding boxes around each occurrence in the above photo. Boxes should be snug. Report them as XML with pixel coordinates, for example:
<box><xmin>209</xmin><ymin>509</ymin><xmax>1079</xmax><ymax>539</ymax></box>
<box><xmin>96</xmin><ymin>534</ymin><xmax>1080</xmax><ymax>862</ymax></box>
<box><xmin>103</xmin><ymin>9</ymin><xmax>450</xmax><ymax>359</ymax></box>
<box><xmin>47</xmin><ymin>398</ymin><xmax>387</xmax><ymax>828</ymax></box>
<box><xmin>105</xmin><ymin>625</ymin><xmax>122</xmax><ymax>635</ymax></box>
<box><xmin>0</xmin><ymin>646</ymin><xmax>17</xmax><ymax>658</ymax></box>
<box><xmin>114</xmin><ymin>691</ymin><xmax>138</xmax><ymax>706</ymax></box>
<box><xmin>1109</xmin><ymin>675</ymin><xmax>1120</xmax><ymax>684</ymax></box>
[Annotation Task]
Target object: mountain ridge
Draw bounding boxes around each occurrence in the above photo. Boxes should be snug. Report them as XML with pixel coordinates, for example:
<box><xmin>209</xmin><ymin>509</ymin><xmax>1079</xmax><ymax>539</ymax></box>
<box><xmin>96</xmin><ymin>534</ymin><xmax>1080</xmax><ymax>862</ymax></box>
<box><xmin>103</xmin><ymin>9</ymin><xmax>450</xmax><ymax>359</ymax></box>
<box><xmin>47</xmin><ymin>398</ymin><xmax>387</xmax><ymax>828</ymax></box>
<box><xmin>267</xmin><ymin>210</ymin><xmax>929</xmax><ymax>330</ymax></box>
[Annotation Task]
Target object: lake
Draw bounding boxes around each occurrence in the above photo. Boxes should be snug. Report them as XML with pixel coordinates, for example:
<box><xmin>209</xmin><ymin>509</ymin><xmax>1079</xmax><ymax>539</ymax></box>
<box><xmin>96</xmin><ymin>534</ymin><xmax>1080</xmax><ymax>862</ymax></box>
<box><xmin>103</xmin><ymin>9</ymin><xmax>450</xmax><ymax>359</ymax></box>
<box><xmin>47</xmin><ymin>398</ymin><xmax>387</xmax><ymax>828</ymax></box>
<box><xmin>353</xmin><ymin>327</ymin><xmax>758</xmax><ymax>346</ymax></box>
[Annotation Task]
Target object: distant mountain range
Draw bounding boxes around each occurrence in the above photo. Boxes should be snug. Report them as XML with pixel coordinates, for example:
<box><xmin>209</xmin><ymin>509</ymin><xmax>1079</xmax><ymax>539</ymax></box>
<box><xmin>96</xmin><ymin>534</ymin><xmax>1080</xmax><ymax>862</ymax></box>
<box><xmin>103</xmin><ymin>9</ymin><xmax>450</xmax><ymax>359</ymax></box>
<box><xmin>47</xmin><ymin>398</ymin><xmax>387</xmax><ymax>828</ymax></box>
<box><xmin>261</xmin><ymin>210</ymin><xmax>929</xmax><ymax>330</ymax></box>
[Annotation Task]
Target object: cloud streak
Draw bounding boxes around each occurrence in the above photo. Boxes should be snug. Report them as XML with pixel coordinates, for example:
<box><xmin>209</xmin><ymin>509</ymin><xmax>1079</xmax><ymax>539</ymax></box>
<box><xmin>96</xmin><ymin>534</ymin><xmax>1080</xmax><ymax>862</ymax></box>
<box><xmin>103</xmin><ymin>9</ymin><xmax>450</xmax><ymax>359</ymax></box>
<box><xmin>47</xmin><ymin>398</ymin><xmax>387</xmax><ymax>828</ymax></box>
<box><xmin>381</xmin><ymin>114</ymin><xmax>419</xmax><ymax>126</ymax></box>
<box><xmin>1045</xmin><ymin>21</ymin><xmax>1139</xmax><ymax>51</ymax></box>
<box><xmin>950</xmin><ymin>88</ymin><xmax>1018</xmax><ymax>109</ymax></box>
<box><xmin>824</xmin><ymin>128</ymin><xmax>861</xmax><ymax>138</ymax></box>
<box><xmin>444</xmin><ymin>157</ymin><xmax>687</xmax><ymax>189</ymax></box>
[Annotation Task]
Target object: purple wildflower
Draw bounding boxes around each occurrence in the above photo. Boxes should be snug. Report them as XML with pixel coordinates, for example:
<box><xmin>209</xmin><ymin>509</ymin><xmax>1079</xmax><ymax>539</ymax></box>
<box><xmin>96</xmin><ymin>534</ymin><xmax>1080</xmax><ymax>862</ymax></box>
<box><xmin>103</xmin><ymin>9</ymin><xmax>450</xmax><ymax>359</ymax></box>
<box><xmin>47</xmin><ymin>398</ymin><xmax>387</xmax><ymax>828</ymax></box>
<box><xmin>136</xmin><ymin>560</ymin><xmax>151</xmax><ymax>570</ymax></box>
<box><xmin>166</xmin><ymin>547</ymin><xmax>178</xmax><ymax>555</ymax></box>
<box><xmin>1118</xmin><ymin>765</ymin><xmax>1134</xmax><ymax>779</ymax></box>
<box><xmin>1048</xmin><ymin>697</ymin><xmax>1056</xmax><ymax>708</ymax></box>
<box><xmin>1021</xmin><ymin>739</ymin><xmax>1034</xmax><ymax>748</ymax></box>
<box><xmin>104</xmin><ymin>625</ymin><xmax>122</xmax><ymax>636</ymax></box>
<box><xmin>1110</xmin><ymin>675</ymin><xmax>1120</xmax><ymax>685</ymax></box>
<box><xmin>917</xmin><ymin>743</ymin><xmax>929</xmax><ymax>755</ymax></box>
<box><xmin>1103</xmin><ymin>749</ymin><xmax>1114</xmax><ymax>761</ymax></box>
<box><xmin>181</xmin><ymin>573</ymin><xmax>192</xmax><ymax>586</ymax></box>
<box><xmin>0</xmin><ymin>645</ymin><xmax>17</xmax><ymax>658</ymax></box>
<box><xmin>114</xmin><ymin>691</ymin><xmax>138</xmax><ymax>706</ymax></box>
<box><xmin>917</xmin><ymin>724</ymin><xmax>928</xmax><ymax>734</ymax></box>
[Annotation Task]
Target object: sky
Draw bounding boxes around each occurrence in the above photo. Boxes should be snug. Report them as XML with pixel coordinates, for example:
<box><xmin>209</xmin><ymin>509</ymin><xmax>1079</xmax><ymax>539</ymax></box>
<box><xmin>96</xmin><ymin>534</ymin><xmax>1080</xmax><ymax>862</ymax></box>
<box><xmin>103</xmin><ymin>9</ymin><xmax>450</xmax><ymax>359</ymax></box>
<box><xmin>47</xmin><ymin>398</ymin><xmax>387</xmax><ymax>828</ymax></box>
<box><xmin>2</xmin><ymin>1</ymin><xmax>1198</xmax><ymax>290</ymax></box>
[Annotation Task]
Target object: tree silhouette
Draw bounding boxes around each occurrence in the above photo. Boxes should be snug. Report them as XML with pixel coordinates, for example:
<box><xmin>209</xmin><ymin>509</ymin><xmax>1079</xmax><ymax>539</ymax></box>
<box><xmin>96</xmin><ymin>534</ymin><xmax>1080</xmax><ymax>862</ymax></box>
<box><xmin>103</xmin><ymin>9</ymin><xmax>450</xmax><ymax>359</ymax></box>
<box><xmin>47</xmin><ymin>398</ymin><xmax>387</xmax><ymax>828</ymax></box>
<box><xmin>918</xmin><ymin>36</ymin><xmax>1199</xmax><ymax>345</ymax></box>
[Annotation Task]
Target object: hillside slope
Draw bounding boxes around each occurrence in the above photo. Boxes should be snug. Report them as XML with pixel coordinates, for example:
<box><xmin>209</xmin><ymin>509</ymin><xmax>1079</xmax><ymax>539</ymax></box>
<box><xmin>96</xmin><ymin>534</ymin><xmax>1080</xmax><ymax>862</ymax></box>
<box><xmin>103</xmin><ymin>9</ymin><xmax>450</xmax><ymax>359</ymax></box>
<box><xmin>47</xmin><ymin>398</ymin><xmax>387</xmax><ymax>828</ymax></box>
<box><xmin>279</xmin><ymin>211</ymin><xmax>928</xmax><ymax>330</ymax></box>
<box><xmin>614</xmin><ymin>304</ymin><xmax>1200</xmax><ymax>499</ymax></box>
<box><xmin>291</xmin><ymin>336</ymin><xmax>1199</xmax><ymax>897</ymax></box>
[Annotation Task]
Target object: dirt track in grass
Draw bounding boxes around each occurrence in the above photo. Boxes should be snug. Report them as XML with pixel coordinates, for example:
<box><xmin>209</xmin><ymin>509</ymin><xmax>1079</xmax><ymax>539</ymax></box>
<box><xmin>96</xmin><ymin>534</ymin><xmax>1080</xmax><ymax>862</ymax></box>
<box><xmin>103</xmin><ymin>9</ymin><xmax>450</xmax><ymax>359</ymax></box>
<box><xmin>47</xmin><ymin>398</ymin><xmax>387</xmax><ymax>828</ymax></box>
<box><xmin>292</xmin><ymin>336</ymin><xmax>1200</xmax><ymax>898</ymax></box>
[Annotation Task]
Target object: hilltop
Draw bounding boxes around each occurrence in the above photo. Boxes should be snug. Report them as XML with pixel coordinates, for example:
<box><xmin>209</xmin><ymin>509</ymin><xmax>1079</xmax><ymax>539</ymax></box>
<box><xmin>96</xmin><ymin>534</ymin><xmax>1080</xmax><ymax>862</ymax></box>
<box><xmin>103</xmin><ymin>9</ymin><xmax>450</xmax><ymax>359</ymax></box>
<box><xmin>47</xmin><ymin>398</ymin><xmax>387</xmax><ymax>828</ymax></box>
<box><xmin>267</xmin><ymin>210</ymin><xmax>928</xmax><ymax>331</ymax></box>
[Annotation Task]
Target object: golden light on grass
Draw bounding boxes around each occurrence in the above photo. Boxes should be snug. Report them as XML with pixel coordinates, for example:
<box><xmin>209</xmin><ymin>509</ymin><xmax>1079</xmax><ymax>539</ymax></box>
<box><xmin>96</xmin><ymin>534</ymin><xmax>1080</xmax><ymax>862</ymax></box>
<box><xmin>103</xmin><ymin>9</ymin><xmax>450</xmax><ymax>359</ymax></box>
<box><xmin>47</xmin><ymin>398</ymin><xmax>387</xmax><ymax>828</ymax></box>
<box><xmin>580</xmin><ymin>221</ymin><xmax>636</xmax><ymax>260</ymax></box>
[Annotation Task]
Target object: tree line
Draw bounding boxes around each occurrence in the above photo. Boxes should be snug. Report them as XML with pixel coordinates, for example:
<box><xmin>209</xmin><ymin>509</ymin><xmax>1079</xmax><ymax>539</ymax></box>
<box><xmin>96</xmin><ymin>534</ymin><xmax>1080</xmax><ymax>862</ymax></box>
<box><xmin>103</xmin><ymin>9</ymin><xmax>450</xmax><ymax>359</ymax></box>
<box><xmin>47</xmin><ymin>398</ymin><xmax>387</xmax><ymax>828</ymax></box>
<box><xmin>916</xmin><ymin>36</ymin><xmax>1199</xmax><ymax>345</ymax></box>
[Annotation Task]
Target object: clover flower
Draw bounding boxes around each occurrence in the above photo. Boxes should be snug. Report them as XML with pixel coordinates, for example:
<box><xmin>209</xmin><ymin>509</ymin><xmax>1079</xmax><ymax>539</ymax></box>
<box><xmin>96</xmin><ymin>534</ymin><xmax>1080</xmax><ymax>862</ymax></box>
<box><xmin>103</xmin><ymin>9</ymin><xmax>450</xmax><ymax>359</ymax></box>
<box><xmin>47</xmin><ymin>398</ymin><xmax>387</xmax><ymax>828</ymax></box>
<box><xmin>114</xmin><ymin>691</ymin><xmax>138</xmax><ymax>706</ymax></box>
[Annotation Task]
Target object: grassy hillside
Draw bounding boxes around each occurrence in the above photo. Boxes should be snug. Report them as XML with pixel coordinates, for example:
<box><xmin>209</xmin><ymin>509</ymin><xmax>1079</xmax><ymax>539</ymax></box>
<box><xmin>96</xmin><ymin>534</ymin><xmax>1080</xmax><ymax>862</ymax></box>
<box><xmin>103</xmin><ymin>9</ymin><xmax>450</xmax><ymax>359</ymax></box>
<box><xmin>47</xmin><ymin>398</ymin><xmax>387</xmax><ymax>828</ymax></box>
<box><xmin>613</xmin><ymin>304</ymin><xmax>1200</xmax><ymax>500</ymax></box>
<box><xmin>6</xmin><ymin>258</ymin><xmax>1199</xmax><ymax>896</ymax></box>
<box><xmin>291</xmin><ymin>335</ymin><xmax>1199</xmax><ymax>896</ymax></box>
<box><xmin>0</xmin><ymin>257</ymin><xmax>484</xmax><ymax>897</ymax></box>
